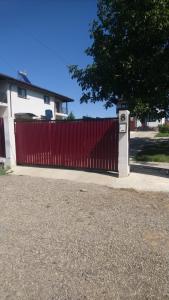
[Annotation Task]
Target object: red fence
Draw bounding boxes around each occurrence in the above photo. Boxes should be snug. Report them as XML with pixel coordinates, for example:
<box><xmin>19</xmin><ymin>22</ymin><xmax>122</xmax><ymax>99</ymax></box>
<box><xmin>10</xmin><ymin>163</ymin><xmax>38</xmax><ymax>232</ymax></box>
<box><xmin>15</xmin><ymin>119</ymin><xmax>119</xmax><ymax>172</ymax></box>
<box><xmin>0</xmin><ymin>118</ymin><xmax>6</xmax><ymax>158</ymax></box>
<box><xmin>130</xmin><ymin>118</ymin><xmax>136</xmax><ymax>131</ymax></box>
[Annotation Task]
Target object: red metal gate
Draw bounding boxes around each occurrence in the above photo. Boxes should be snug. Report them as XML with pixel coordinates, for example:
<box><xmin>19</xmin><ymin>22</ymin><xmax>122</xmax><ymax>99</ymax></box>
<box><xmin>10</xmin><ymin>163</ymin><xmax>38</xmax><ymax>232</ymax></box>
<box><xmin>130</xmin><ymin>118</ymin><xmax>136</xmax><ymax>131</ymax></box>
<box><xmin>0</xmin><ymin>118</ymin><xmax>6</xmax><ymax>157</ymax></box>
<box><xmin>15</xmin><ymin>118</ymin><xmax>119</xmax><ymax>171</ymax></box>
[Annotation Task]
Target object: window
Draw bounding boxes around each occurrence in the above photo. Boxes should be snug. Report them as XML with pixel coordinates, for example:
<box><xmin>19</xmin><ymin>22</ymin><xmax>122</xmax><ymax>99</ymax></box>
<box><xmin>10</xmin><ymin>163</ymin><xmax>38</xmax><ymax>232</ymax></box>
<box><xmin>56</xmin><ymin>102</ymin><xmax>60</xmax><ymax>112</ymax></box>
<box><xmin>44</xmin><ymin>95</ymin><xmax>50</xmax><ymax>104</ymax></box>
<box><xmin>45</xmin><ymin>109</ymin><xmax>53</xmax><ymax>120</ymax></box>
<box><xmin>18</xmin><ymin>87</ymin><xmax>27</xmax><ymax>99</ymax></box>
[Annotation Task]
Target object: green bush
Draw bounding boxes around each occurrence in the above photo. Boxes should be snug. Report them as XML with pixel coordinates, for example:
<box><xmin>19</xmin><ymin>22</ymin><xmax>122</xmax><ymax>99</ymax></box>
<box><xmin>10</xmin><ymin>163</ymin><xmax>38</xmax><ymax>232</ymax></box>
<box><xmin>159</xmin><ymin>124</ymin><xmax>169</xmax><ymax>133</ymax></box>
<box><xmin>0</xmin><ymin>166</ymin><xmax>6</xmax><ymax>176</ymax></box>
<box><xmin>0</xmin><ymin>165</ymin><xmax>11</xmax><ymax>176</ymax></box>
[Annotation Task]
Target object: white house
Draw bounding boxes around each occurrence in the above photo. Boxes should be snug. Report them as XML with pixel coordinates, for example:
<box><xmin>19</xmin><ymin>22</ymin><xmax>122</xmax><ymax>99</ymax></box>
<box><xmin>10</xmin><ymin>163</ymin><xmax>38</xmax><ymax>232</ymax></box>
<box><xmin>0</xmin><ymin>72</ymin><xmax>74</xmax><ymax>120</ymax></box>
<box><xmin>0</xmin><ymin>72</ymin><xmax>74</xmax><ymax>167</ymax></box>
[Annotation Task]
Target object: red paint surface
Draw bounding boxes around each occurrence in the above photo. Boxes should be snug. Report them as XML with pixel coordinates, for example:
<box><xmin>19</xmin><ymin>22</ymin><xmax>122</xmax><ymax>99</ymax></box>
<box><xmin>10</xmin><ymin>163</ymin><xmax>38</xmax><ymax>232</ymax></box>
<box><xmin>130</xmin><ymin>119</ymin><xmax>136</xmax><ymax>131</ymax></box>
<box><xmin>15</xmin><ymin>119</ymin><xmax>118</xmax><ymax>171</ymax></box>
<box><xmin>0</xmin><ymin>118</ymin><xmax>6</xmax><ymax>158</ymax></box>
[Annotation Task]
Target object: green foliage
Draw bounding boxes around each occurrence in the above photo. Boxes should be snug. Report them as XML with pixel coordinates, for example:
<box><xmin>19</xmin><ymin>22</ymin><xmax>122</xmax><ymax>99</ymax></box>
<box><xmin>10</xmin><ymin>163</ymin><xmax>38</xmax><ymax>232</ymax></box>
<box><xmin>132</xmin><ymin>100</ymin><xmax>167</xmax><ymax>123</ymax></box>
<box><xmin>69</xmin><ymin>0</ymin><xmax>169</xmax><ymax>119</ymax></box>
<box><xmin>156</xmin><ymin>132</ymin><xmax>169</xmax><ymax>137</ymax></box>
<box><xmin>67</xmin><ymin>111</ymin><xmax>75</xmax><ymax>120</ymax></box>
<box><xmin>136</xmin><ymin>153</ymin><xmax>169</xmax><ymax>162</ymax></box>
<box><xmin>82</xmin><ymin>115</ymin><xmax>92</xmax><ymax>119</ymax></box>
<box><xmin>0</xmin><ymin>165</ymin><xmax>7</xmax><ymax>176</ymax></box>
<box><xmin>159</xmin><ymin>124</ymin><xmax>169</xmax><ymax>133</ymax></box>
<box><xmin>132</xmin><ymin>101</ymin><xmax>151</xmax><ymax>123</ymax></box>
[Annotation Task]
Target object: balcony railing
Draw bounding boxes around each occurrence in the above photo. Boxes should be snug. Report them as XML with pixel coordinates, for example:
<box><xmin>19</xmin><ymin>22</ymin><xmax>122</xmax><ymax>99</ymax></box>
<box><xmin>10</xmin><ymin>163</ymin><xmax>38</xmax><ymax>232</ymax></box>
<box><xmin>0</xmin><ymin>92</ymin><xmax>7</xmax><ymax>104</ymax></box>
<box><xmin>61</xmin><ymin>107</ymin><xmax>68</xmax><ymax>115</ymax></box>
<box><xmin>56</xmin><ymin>107</ymin><xmax>68</xmax><ymax>115</ymax></box>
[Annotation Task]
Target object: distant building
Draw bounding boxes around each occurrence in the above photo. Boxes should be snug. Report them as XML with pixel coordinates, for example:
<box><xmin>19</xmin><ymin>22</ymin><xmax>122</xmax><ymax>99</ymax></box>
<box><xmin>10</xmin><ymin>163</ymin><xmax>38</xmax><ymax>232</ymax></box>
<box><xmin>0</xmin><ymin>72</ymin><xmax>74</xmax><ymax>120</ymax></box>
<box><xmin>130</xmin><ymin>115</ymin><xmax>165</xmax><ymax>130</ymax></box>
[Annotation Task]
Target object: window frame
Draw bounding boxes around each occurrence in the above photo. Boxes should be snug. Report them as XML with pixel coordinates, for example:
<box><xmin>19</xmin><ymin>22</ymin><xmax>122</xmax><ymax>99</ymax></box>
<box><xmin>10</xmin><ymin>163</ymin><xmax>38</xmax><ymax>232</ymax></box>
<box><xmin>44</xmin><ymin>95</ymin><xmax>50</xmax><ymax>105</ymax></box>
<box><xmin>56</xmin><ymin>102</ymin><xmax>60</xmax><ymax>112</ymax></box>
<box><xmin>17</xmin><ymin>87</ymin><xmax>27</xmax><ymax>99</ymax></box>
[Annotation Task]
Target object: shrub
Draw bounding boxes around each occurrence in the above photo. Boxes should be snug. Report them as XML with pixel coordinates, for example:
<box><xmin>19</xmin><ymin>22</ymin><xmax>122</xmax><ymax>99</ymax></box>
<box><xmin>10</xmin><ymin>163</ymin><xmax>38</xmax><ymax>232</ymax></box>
<box><xmin>0</xmin><ymin>164</ymin><xmax>11</xmax><ymax>176</ymax></box>
<box><xmin>0</xmin><ymin>165</ymin><xmax>6</xmax><ymax>176</ymax></box>
<box><xmin>159</xmin><ymin>124</ymin><xmax>169</xmax><ymax>133</ymax></box>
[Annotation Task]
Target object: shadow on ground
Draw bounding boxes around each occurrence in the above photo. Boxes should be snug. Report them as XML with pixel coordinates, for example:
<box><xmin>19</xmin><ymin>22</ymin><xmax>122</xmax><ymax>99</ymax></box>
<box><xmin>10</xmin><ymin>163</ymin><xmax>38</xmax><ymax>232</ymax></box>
<box><xmin>18</xmin><ymin>163</ymin><xmax>119</xmax><ymax>178</ymax></box>
<box><xmin>130</xmin><ymin>135</ymin><xmax>169</xmax><ymax>178</ymax></box>
<box><xmin>130</xmin><ymin>137</ymin><xmax>169</xmax><ymax>159</ymax></box>
<box><xmin>130</xmin><ymin>163</ymin><xmax>169</xmax><ymax>179</ymax></box>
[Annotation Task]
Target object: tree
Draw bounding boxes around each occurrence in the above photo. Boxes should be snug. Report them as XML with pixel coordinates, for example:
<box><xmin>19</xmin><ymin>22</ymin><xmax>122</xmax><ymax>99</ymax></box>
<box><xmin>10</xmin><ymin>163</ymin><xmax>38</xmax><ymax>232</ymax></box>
<box><xmin>82</xmin><ymin>115</ymin><xmax>93</xmax><ymax>119</ymax></box>
<box><xmin>69</xmin><ymin>0</ymin><xmax>169</xmax><ymax>119</ymax></box>
<box><xmin>67</xmin><ymin>111</ymin><xmax>75</xmax><ymax>120</ymax></box>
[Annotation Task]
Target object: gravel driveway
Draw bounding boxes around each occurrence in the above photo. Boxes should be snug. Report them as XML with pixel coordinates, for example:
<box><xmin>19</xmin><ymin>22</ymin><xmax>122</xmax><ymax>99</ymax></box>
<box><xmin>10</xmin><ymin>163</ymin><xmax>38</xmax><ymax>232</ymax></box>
<box><xmin>0</xmin><ymin>175</ymin><xmax>169</xmax><ymax>299</ymax></box>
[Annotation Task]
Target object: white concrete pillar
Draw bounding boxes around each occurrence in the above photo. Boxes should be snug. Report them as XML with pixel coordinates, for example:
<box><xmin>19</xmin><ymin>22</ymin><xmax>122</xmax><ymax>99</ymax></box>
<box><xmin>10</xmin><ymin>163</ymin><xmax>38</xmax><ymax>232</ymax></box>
<box><xmin>3</xmin><ymin>108</ymin><xmax>16</xmax><ymax>168</ymax></box>
<box><xmin>118</xmin><ymin>110</ymin><xmax>130</xmax><ymax>177</ymax></box>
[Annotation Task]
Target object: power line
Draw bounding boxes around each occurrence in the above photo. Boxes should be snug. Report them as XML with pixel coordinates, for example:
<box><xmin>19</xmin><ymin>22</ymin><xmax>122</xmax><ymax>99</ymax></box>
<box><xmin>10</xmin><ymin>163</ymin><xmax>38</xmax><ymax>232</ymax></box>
<box><xmin>17</xmin><ymin>25</ymin><xmax>72</xmax><ymax>67</ymax></box>
<box><xmin>28</xmin><ymin>33</ymin><xmax>70</xmax><ymax>66</ymax></box>
<box><xmin>0</xmin><ymin>26</ymin><xmax>74</xmax><ymax>78</ymax></box>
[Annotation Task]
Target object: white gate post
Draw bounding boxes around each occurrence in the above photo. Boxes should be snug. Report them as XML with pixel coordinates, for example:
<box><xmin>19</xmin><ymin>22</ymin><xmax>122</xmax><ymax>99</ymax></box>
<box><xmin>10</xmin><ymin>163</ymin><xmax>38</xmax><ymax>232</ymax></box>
<box><xmin>3</xmin><ymin>109</ymin><xmax>16</xmax><ymax>168</ymax></box>
<box><xmin>118</xmin><ymin>110</ymin><xmax>130</xmax><ymax>177</ymax></box>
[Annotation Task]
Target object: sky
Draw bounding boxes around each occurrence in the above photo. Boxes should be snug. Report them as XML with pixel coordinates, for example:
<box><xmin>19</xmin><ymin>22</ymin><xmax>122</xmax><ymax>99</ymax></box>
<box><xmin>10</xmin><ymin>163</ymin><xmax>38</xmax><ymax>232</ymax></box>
<box><xmin>0</xmin><ymin>0</ymin><xmax>116</xmax><ymax>118</ymax></box>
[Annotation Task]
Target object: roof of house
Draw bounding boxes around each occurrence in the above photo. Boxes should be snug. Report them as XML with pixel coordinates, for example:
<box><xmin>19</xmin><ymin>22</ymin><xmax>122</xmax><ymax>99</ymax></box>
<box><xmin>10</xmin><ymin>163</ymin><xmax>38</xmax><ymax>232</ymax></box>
<box><xmin>0</xmin><ymin>73</ymin><xmax>74</xmax><ymax>103</ymax></box>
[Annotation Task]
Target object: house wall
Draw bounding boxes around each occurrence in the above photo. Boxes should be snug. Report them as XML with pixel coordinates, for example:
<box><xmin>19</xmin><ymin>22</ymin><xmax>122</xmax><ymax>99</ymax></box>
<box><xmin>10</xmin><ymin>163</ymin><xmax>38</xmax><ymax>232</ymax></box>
<box><xmin>0</xmin><ymin>81</ymin><xmax>8</xmax><ymax>103</ymax></box>
<box><xmin>146</xmin><ymin>118</ymin><xmax>165</xmax><ymax>127</ymax></box>
<box><xmin>136</xmin><ymin>118</ymin><xmax>165</xmax><ymax>128</ymax></box>
<box><xmin>7</xmin><ymin>84</ymin><xmax>56</xmax><ymax>119</ymax></box>
<box><xmin>0</xmin><ymin>80</ymin><xmax>8</xmax><ymax>92</ymax></box>
<box><xmin>0</xmin><ymin>106</ymin><xmax>8</xmax><ymax>118</ymax></box>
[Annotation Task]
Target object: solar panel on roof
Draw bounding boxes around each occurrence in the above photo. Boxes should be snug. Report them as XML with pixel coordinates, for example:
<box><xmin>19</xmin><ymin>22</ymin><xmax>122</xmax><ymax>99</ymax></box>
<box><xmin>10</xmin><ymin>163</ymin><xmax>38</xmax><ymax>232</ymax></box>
<box><xmin>21</xmin><ymin>73</ymin><xmax>31</xmax><ymax>84</ymax></box>
<box><xmin>18</xmin><ymin>71</ymin><xmax>31</xmax><ymax>84</ymax></box>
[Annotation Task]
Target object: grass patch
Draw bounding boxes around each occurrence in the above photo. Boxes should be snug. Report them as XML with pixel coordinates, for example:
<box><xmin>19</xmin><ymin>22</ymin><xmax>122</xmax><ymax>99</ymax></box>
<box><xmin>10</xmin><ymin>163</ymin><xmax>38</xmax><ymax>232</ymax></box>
<box><xmin>156</xmin><ymin>132</ymin><xmax>169</xmax><ymax>137</ymax></box>
<box><xmin>0</xmin><ymin>167</ymin><xmax>6</xmax><ymax>176</ymax></box>
<box><xmin>135</xmin><ymin>141</ymin><xmax>169</xmax><ymax>163</ymax></box>
<box><xmin>0</xmin><ymin>165</ymin><xmax>11</xmax><ymax>176</ymax></box>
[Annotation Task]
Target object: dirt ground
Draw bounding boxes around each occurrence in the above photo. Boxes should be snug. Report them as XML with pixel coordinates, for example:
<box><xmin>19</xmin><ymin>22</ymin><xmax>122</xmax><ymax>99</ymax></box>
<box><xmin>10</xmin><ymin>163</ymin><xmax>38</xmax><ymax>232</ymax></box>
<box><xmin>0</xmin><ymin>175</ymin><xmax>169</xmax><ymax>299</ymax></box>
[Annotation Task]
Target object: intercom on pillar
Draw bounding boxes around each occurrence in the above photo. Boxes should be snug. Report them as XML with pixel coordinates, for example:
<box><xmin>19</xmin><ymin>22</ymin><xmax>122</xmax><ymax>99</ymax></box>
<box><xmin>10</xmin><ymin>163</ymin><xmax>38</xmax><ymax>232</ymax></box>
<box><xmin>119</xmin><ymin>110</ymin><xmax>128</xmax><ymax>133</ymax></box>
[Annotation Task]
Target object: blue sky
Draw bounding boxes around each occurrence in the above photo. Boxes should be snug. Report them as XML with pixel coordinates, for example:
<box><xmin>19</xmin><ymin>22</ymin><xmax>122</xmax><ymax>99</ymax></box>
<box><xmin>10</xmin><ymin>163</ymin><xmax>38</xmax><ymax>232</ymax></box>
<box><xmin>0</xmin><ymin>0</ymin><xmax>116</xmax><ymax>118</ymax></box>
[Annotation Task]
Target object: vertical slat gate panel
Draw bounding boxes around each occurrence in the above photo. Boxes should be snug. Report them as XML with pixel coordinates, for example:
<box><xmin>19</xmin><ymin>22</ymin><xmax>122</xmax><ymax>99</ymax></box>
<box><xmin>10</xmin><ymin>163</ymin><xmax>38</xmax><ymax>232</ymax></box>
<box><xmin>15</xmin><ymin>118</ymin><xmax>119</xmax><ymax>172</ymax></box>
